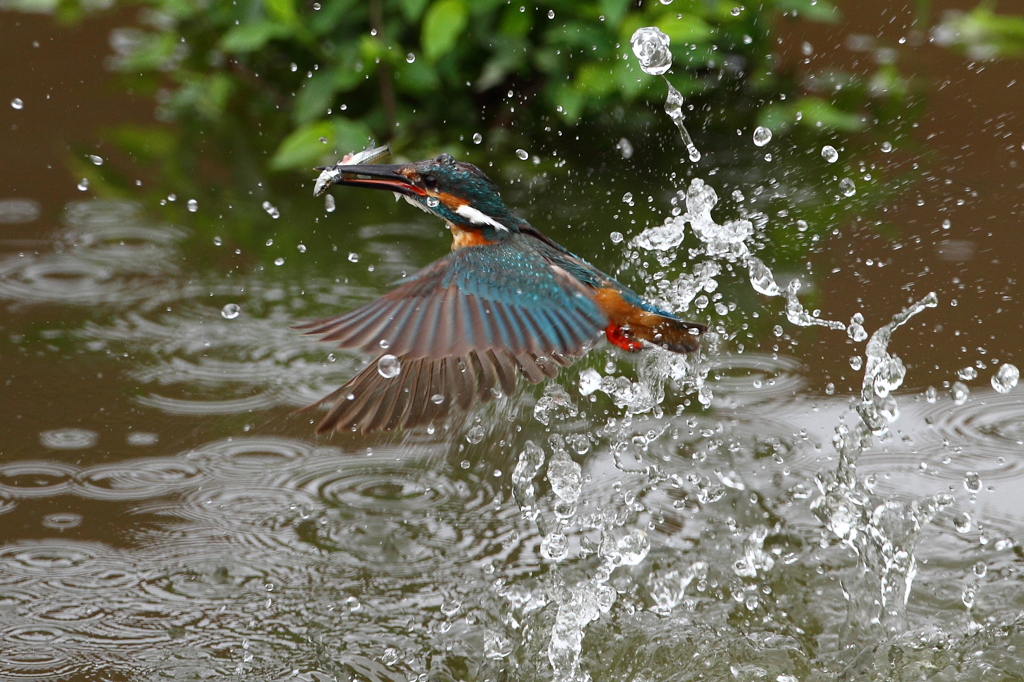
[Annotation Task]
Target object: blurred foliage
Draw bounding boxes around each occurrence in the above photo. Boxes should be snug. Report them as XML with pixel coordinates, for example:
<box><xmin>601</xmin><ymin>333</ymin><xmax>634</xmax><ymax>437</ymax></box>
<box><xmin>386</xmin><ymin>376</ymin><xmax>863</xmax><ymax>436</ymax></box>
<box><xmin>931</xmin><ymin>2</ymin><xmax>1024</xmax><ymax>60</ymax></box>
<box><xmin>12</xmin><ymin>0</ymin><xmax>894</xmax><ymax>173</ymax></box>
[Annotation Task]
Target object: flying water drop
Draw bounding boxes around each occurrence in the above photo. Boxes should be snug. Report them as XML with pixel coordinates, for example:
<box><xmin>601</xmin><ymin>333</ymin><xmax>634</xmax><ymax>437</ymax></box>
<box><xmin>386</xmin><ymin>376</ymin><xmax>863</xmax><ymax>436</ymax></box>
<box><xmin>991</xmin><ymin>363</ymin><xmax>1019</xmax><ymax>393</ymax></box>
<box><xmin>221</xmin><ymin>303</ymin><xmax>241</xmax><ymax>319</ymax></box>
<box><xmin>11</xmin><ymin>97</ymin><xmax>23</xmax><ymax>109</ymax></box>
<box><xmin>325</xmin><ymin>194</ymin><xmax>336</xmax><ymax>212</ymax></box>
<box><xmin>821</xmin><ymin>145</ymin><xmax>839</xmax><ymax>162</ymax></box>
<box><xmin>839</xmin><ymin>178</ymin><xmax>856</xmax><ymax>197</ymax></box>
<box><xmin>377</xmin><ymin>354</ymin><xmax>401</xmax><ymax>378</ymax></box>
<box><xmin>752</xmin><ymin>126</ymin><xmax>772</xmax><ymax>146</ymax></box>
<box><xmin>630</xmin><ymin>26</ymin><xmax>673</xmax><ymax>75</ymax></box>
<box><xmin>262</xmin><ymin>201</ymin><xmax>280</xmax><ymax>218</ymax></box>
<box><xmin>515</xmin><ymin>149</ymin><xmax>529</xmax><ymax>160</ymax></box>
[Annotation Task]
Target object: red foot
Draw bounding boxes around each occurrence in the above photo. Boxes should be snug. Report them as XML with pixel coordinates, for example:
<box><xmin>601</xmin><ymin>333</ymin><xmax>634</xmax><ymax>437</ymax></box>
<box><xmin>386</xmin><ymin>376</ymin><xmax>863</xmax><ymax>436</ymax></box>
<box><xmin>605</xmin><ymin>323</ymin><xmax>643</xmax><ymax>352</ymax></box>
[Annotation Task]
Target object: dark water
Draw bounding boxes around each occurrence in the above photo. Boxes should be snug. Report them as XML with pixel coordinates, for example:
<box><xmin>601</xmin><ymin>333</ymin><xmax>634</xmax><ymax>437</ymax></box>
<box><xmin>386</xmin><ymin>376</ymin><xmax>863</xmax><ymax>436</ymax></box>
<box><xmin>1</xmin><ymin>4</ymin><xmax>1023</xmax><ymax>681</ymax></box>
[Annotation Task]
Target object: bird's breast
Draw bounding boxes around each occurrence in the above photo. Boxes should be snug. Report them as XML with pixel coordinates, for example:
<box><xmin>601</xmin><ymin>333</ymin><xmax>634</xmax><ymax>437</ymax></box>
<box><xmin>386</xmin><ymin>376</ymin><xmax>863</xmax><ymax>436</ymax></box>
<box><xmin>448</xmin><ymin>223</ymin><xmax>496</xmax><ymax>249</ymax></box>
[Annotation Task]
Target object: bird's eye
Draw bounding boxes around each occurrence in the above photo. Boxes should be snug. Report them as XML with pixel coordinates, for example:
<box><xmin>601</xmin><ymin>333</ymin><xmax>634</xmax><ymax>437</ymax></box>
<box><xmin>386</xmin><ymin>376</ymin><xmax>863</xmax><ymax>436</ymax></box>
<box><xmin>423</xmin><ymin>175</ymin><xmax>437</xmax><ymax>189</ymax></box>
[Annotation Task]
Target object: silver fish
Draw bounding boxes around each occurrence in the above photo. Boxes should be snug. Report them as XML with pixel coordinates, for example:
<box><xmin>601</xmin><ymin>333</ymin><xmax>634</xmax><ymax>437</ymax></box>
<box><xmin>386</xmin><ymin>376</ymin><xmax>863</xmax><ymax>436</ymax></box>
<box><xmin>313</xmin><ymin>144</ymin><xmax>391</xmax><ymax>196</ymax></box>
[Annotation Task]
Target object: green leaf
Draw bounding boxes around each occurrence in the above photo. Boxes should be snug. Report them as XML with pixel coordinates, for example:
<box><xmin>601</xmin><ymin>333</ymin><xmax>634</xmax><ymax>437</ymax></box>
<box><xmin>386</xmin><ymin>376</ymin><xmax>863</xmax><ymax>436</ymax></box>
<box><xmin>294</xmin><ymin>71</ymin><xmax>337</xmax><ymax>125</ymax></box>
<box><xmin>399</xmin><ymin>0</ymin><xmax>430</xmax><ymax>22</ymax></box>
<box><xmin>220</xmin><ymin>21</ymin><xmax>293</xmax><ymax>53</ymax></box>
<box><xmin>598</xmin><ymin>0</ymin><xmax>631</xmax><ymax>28</ymax></box>
<box><xmin>265</xmin><ymin>0</ymin><xmax>299</xmax><ymax>27</ymax></box>
<box><xmin>794</xmin><ymin>97</ymin><xmax>865</xmax><ymax>131</ymax></box>
<box><xmin>757</xmin><ymin>97</ymin><xmax>865</xmax><ymax>133</ymax></box>
<box><xmin>270</xmin><ymin>119</ymin><xmax>373</xmax><ymax>171</ymax></box>
<box><xmin>775</xmin><ymin>0</ymin><xmax>840</xmax><ymax>24</ymax></box>
<box><xmin>655</xmin><ymin>12</ymin><xmax>715</xmax><ymax>45</ymax></box>
<box><xmin>422</xmin><ymin>0</ymin><xmax>468</xmax><ymax>62</ymax></box>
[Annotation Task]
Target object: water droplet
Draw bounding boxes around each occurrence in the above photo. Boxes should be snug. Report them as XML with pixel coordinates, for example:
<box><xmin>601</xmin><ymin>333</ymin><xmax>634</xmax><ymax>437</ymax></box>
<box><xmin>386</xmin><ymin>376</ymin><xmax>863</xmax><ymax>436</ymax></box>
<box><xmin>77</xmin><ymin>178</ymin><xmax>89</xmax><ymax>191</ymax></box>
<box><xmin>221</xmin><ymin>303</ymin><xmax>241</xmax><ymax>319</ymax></box>
<box><xmin>881</xmin><ymin>141</ymin><xmax>893</xmax><ymax>152</ymax></box>
<box><xmin>578</xmin><ymin>368</ymin><xmax>601</xmax><ymax>396</ymax></box>
<box><xmin>616</xmin><ymin>137</ymin><xmax>633</xmax><ymax>159</ymax></box>
<box><xmin>957</xmin><ymin>366</ymin><xmax>977</xmax><ymax>380</ymax></box>
<box><xmin>426</xmin><ymin>196</ymin><xmax>440</xmax><ymax>208</ymax></box>
<box><xmin>377</xmin><ymin>354</ymin><xmax>401</xmax><ymax>378</ymax></box>
<box><xmin>730</xmin><ymin>6</ymin><xmax>742</xmax><ymax>16</ymax></box>
<box><xmin>821</xmin><ymin>145</ymin><xmax>839</xmax><ymax>163</ymax></box>
<box><xmin>213</xmin><ymin>236</ymin><xmax>222</xmax><ymax>246</ymax></box>
<box><xmin>274</xmin><ymin>257</ymin><xmax>285</xmax><ymax>266</ymax></box>
<box><xmin>964</xmin><ymin>471</ymin><xmax>982</xmax><ymax>493</ymax></box>
<box><xmin>262</xmin><ymin>201</ymin><xmax>280</xmax><ymax>218</ymax></box>
<box><xmin>610</xmin><ymin>231</ymin><xmax>624</xmax><ymax>244</ymax></box>
<box><xmin>325</xmin><ymin>194</ymin><xmax>336</xmax><ymax>212</ymax></box>
<box><xmin>312</xmin><ymin>1</ymin><xmax>320</xmax><ymax>8</ymax></box>
<box><xmin>348</xmin><ymin>252</ymin><xmax>359</xmax><ymax>263</ymax></box>
<box><xmin>839</xmin><ymin>178</ymin><xmax>856</xmax><ymax>197</ymax></box>
<box><xmin>187</xmin><ymin>199</ymin><xmax>198</xmax><ymax>212</ymax></box>
<box><xmin>466</xmin><ymin>425</ymin><xmax>485</xmax><ymax>444</ymax></box>
<box><xmin>973</xmin><ymin>561</ymin><xmax>987</xmax><ymax>577</ymax></box>
<box><xmin>88</xmin><ymin>154</ymin><xmax>104</xmax><ymax>166</ymax></box>
<box><xmin>541</xmin><ymin>533</ymin><xmax>569</xmax><ymax>561</ymax></box>
<box><xmin>11</xmin><ymin>97</ymin><xmax>24</xmax><ymax>109</ymax></box>
<box><xmin>951</xmin><ymin>381</ymin><xmax>969</xmax><ymax>405</ymax></box>
<box><xmin>849</xmin><ymin>356</ymin><xmax>863</xmax><ymax>371</ymax></box>
<box><xmin>289</xmin><ymin>62</ymin><xmax>298</xmax><ymax>72</ymax></box>
<box><xmin>266</xmin><ymin>238</ymin><xmax>274</xmax><ymax>246</ymax></box>
<box><xmin>515</xmin><ymin>148</ymin><xmax>529</xmax><ymax>160</ymax></box>
<box><xmin>991</xmin><ymin>363</ymin><xmax>1019</xmax><ymax>393</ymax></box>
<box><xmin>622</xmin><ymin>192</ymin><xmax>633</xmax><ymax>204</ymax></box>
<box><xmin>953</xmin><ymin>511</ymin><xmax>971</xmax><ymax>533</ymax></box>
<box><xmin>472</xmin><ymin>132</ymin><xmax>483</xmax><ymax>144</ymax></box>
<box><xmin>925</xmin><ymin>385</ymin><xmax>938</xmax><ymax>403</ymax></box>
<box><xmin>430</xmin><ymin>393</ymin><xmax>445</xmax><ymax>405</ymax></box>
<box><xmin>318</xmin><ymin>136</ymin><xmax>328</xmax><ymax>144</ymax></box>
<box><xmin>630</xmin><ymin>26</ymin><xmax>673</xmax><ymax>76</ymax></box>
<box><xmin>752</xmin><ymin>126</ymin><xmax>772</xmax><ymax>146</ymax></box>
<box><xmin>547</xmin><ymin>9</ymin><xmax>555</xmax><ymax>18</ymax></box>
<box><xmin>297</xmin><ymin>243</ymin><xmax>306</xmax><ymax>253</ymax></box>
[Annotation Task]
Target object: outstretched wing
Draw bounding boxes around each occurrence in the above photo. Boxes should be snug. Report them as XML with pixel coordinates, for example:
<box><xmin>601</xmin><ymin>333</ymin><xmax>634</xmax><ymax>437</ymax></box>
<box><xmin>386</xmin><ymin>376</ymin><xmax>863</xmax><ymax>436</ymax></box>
<box><xmin>310</xmin><ymin>349</ymin><xmax>573</xmax><ymax>433</ymax></box>
<box><xmin>296</xmin><ymin>238</ymin><xmax>607</xmax><ymax>432</ymax></box>
<box><xmin>296</xmin><ymin>238</ymin><xmax>606</xmax><ymax>359</ymax></box>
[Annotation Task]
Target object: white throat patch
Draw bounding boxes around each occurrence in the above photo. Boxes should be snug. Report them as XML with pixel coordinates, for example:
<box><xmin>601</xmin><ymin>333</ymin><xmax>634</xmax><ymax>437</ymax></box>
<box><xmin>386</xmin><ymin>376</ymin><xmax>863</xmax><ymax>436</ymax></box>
<box><xmin>455</xmin><ymin>204</ymin><xmax>509</xmax><ymax>232</ymax></box>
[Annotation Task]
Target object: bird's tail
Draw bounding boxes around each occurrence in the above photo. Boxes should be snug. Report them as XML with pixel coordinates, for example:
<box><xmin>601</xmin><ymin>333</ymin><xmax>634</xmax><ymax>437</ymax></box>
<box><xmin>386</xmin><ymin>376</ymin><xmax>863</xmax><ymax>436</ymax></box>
<box><xmin>630</xmin><ymin>311</ymin><xmax>706</xmax><ymax>354</ymax></box>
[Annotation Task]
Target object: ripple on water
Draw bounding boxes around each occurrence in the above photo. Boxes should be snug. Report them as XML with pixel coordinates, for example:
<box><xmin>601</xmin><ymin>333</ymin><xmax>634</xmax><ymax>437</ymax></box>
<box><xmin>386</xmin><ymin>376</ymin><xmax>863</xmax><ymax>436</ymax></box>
<box><xmin>76</xmin><ymin>457</ymin><xmax>205</xmax><ymax>501</ymax></box>
<box><xmin>709</xmin><ymin>353</ymin><xmax>807</xmax><ymax>407</ymax></box>
<box><xmin>134</xmin><ymin>392</ymin><xmax>276</xmax><ymax>415</ymax></box>
<box><xmin>288</xmin><ymin>455</ymin><xmax>509</xmax><ymax>573</ymax></box>
<box><xmin>0</xmin><ymin>644</ymin><xmax>75</xmax><ymax>680</ymax></box>
<box><xmin>182</xmin><ymin>437</ymin><xmax>314</xmax><ymax>478</ymax></box>
<box><xmin>908</xmin><ymin>390</ymin><xmax>1024</xmax><ymax>481</ymax></box>
<box><xmin>0</xmin><ymin>461</ymin><xmax>77</xmax><ymax>499</ymax></box>
<box><xmin>0</xmin><ymin>198</ymin><xmax>41</xmax><ymax>224</ymax></box>
<box><xmin>0</xmin><ymin>200</ymin><xmax>188</xmax><ymax>307</ymax></box>
<box><xmin>39</xmin><ymin>428</ymin><xmax>98</xmax><ymax>450</ymax></box>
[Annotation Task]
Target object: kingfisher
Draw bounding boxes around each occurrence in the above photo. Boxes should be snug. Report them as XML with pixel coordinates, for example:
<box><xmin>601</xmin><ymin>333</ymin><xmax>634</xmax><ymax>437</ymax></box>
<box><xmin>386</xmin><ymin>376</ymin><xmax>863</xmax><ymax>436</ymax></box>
<box><xmin>297</xmin><ymin>152</ymin><xmax>705</xmax><ymax>433</ymax></box>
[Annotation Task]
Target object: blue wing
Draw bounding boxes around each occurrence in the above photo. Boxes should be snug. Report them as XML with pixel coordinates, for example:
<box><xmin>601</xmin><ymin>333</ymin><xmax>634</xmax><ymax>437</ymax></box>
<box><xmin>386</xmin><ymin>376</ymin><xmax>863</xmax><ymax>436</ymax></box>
<box><xmin>296</xmin><ymin>237</ymin><xmax>606</xmax><ymax>360</ymax></box>
<box><xmin>295</xmin><ymin>237</ymin><xmax>607</xmax><ymax>432</ymax></box>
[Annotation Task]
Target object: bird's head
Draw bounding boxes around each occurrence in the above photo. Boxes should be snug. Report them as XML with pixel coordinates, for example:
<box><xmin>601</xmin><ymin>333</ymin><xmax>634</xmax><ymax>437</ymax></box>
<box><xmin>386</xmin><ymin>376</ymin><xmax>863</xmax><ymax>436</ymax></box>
<box><xmin>316</xmin><ymin>153</ymin><xmax>517</xmax><ymax>241</ymax></box>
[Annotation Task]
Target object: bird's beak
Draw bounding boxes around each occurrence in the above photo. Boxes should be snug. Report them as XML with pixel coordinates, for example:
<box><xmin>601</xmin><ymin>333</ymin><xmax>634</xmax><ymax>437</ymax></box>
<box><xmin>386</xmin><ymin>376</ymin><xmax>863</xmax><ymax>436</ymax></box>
<box><xmin>313</xmin><ymin>163</ymin><xmax>426</xmax><ymax>198</ymax></box>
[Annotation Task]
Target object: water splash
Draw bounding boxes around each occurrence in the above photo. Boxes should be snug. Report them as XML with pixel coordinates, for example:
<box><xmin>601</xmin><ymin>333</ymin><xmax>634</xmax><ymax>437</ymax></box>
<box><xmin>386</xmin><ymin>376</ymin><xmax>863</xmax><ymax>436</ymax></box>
<box><xmin>810</xmin><ymin>292</ymin><xmax>951</xmax><ymax>641</ymax></box>
<box><xmin>630</xmin><ymin>27</ymin><xmax>700</xmax><ymax>162</ymax></box>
